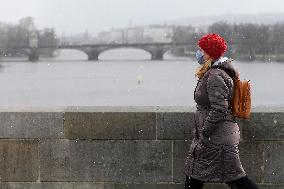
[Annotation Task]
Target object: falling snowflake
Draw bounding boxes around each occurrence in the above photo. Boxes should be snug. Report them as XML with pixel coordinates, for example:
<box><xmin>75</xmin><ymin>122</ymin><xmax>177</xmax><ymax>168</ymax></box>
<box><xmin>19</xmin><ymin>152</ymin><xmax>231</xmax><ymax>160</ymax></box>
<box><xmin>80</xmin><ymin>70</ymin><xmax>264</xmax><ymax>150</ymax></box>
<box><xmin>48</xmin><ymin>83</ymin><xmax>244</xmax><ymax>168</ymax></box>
<box><xmin>273</xmin><ymin>119</ymin><xmax>277</xmax><ymax>124</ymax></box>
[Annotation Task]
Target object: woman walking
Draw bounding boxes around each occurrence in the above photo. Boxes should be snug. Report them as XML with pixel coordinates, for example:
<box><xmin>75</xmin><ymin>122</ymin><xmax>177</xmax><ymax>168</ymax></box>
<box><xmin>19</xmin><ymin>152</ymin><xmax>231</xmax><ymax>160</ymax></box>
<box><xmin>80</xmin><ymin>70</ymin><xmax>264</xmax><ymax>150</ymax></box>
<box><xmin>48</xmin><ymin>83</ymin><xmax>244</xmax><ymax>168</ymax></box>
<box><xmin>184</xmin><ymin>33</ymin><xmax>259</xmax><ymax>189</ymax></box>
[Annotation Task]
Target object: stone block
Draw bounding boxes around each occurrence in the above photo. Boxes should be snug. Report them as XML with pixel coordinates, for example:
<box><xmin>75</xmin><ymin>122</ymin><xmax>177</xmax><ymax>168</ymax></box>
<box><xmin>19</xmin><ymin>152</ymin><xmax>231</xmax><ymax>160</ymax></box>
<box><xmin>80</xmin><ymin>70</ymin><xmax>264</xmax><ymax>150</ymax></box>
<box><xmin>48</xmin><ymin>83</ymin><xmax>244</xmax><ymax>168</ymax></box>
<box><xmin>157</xmin><ymin>112</ymin><xmax>194</xmax><ymax>140</ymax></box>
<box><xmin>240</xmin><ymin>113</ymin><xmax>284</xmax><ymax>141</ymax></box>
<box><xmin>264</xmin><ymin>141</ymin><xmax>284</xmax><ymax>183</ymax></box>
<box><xmin>64</xmin><ymin>112</ymin><xmax>156</xmax><ymax>139</ymax></box>
<box><xmin>0</xmin><ymin>112</ymin><xmax>63</xmax><ymax>139</ymax></box>
<box><xmin>39</xmin><ymin>140</ymin><xmax>172</xmax><ymax>182</ymax></box>
<box><xmin>0</xmin><ymin>140</ymin><xmax>39</xmax><ymax>181</ymax></box>
<box><xmin>238</xmin><ymin>142</ymin><xmax>264</xmax><ymax>183</ymax></box>
<box><xmin>173</xmin><ymin>140</ymin><xmax>191</xmax><ymax>183</ymax></box>
<box><xmin>0</xmin><ymin>182</ymin><xmax>110</xmax><ymax>189</ymax></box>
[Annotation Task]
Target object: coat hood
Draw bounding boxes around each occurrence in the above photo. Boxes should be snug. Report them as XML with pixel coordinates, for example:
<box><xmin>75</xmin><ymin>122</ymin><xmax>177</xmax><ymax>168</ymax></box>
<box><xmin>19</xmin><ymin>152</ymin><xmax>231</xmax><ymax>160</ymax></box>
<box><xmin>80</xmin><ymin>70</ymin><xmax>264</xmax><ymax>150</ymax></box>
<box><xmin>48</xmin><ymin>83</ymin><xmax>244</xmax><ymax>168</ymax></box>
<box><xmin>211</xmin><ymin>57</ymin><xmax>238</xmax><ymax>79</ymax></box>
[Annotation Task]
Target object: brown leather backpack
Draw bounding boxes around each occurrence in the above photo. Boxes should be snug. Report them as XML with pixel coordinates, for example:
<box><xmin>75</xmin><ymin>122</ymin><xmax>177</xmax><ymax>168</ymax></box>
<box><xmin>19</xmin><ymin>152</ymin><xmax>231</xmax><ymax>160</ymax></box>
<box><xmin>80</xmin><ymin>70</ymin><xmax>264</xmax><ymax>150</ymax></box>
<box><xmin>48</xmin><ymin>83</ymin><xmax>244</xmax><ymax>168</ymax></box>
<box><xmin>211</xmin><ymin>65</ymin><xmax>251</xmax><ymax>119</ymax></box>
<box><xmin>231</xmin><ymin>75</ymin><xmax>251</xmax><ymax>119</ymax></box>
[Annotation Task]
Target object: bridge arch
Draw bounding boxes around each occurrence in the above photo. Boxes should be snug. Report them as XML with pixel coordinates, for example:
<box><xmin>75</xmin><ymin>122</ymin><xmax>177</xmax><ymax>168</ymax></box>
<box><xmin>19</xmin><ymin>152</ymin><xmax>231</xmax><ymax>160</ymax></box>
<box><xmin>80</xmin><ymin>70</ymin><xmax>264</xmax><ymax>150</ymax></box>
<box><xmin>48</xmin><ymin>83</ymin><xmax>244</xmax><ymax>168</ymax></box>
<box><xmin>84</xmin><ymin>45</ymin><xmax>170</xmax><ymax>61</ymax></box>
<box><xmin>98</xmin><ymin>47</ymin><xmax>152</xmax><ymax>60</ymax></box>
<box><xmin>53</xmin><ymin>49</ymin><xmax>88</xmax><ymax>60</ymax></box>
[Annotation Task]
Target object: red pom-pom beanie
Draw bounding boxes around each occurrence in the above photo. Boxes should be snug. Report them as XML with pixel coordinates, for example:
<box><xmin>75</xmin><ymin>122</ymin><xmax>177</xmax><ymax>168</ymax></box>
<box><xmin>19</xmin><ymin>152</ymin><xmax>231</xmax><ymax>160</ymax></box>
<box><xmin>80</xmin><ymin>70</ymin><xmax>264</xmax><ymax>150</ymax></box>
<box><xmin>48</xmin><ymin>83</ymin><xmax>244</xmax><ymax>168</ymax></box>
<box><xmin>198</xmin><ymin>33</ymin><xmax>227</xmax><ymax>60</ymax></box>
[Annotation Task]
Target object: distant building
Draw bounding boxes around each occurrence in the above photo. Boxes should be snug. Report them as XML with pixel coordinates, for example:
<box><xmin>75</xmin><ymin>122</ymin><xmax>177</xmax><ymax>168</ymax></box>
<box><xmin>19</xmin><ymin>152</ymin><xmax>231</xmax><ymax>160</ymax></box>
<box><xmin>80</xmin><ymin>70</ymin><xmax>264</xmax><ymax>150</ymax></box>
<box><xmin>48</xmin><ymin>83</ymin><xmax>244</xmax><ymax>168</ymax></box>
<box><xmin>60</xmin><ymin>32</ymin><xmax>97</xmax><ymax>45</ymax></box>
<box><xmin>96</xmin><ymin>25</ymin><xmax>174</xmax><ymax>44</ymax></box>
<box><xmin>97</xmin><ymin>28</ymin><xmax>125</xmax><ymax>44</ymax></box>
<box><xmin>143</xmin><ymin>25</ymin><xmax>173</xmax><ymax>43</ymax></box>
<box><xmin>126</xmin><ymin>27</ymin><xmax>144</xmax><ymax>43</ymax></box>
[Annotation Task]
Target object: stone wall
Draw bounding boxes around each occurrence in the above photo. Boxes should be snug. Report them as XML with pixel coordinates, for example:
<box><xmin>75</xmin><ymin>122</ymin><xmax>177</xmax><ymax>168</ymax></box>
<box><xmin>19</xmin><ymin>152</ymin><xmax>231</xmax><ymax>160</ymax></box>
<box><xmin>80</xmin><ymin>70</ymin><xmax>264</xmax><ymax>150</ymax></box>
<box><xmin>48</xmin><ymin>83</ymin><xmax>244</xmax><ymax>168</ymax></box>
<box><xmin>0</xmin><ymin>106</ymin><xmax>283</xmax><ymax>189</ymax></box>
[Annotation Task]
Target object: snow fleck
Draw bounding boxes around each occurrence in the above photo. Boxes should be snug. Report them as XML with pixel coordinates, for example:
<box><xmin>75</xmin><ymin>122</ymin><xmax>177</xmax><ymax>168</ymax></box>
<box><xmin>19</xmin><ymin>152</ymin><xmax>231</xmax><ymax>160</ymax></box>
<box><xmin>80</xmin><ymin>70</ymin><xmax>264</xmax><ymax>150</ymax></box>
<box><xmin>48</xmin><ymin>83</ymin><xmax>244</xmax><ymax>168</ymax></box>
<box><xmin>273</xmin><ymin>119</ymin><xmax>277</xmax><ymax>124</ymax></box>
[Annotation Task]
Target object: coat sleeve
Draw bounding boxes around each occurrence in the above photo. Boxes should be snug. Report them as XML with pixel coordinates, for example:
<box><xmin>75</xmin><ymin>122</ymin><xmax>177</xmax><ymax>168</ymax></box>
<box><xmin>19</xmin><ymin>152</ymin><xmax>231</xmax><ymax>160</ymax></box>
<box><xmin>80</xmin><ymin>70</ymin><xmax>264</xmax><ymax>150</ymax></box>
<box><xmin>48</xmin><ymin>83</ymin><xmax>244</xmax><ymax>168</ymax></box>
<box><xmin>202</xmin><ymin>70</ymin><xmax>230</xmax><ymax>137</ymax></box>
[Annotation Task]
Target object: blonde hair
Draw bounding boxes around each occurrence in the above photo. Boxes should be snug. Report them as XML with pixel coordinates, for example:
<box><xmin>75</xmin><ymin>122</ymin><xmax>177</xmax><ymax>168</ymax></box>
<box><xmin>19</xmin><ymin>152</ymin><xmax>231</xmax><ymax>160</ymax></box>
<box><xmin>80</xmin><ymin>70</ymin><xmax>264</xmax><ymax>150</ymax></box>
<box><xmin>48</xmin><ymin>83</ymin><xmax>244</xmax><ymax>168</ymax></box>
<box><xmin>195</xmin><ymin>59</ymin><xmax>213</xmax><ymax>79</ymax></box>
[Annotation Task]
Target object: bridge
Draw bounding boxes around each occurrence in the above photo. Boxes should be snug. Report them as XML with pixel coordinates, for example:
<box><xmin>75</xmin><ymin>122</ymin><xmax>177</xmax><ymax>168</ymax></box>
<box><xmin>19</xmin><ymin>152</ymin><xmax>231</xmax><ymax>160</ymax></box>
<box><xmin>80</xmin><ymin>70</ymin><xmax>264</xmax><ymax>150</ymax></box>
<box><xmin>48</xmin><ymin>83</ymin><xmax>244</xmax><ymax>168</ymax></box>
<box><xmin>12</xmin><ymin>42</ymin><xmax>193</xmax><ymax>61</ymax></box>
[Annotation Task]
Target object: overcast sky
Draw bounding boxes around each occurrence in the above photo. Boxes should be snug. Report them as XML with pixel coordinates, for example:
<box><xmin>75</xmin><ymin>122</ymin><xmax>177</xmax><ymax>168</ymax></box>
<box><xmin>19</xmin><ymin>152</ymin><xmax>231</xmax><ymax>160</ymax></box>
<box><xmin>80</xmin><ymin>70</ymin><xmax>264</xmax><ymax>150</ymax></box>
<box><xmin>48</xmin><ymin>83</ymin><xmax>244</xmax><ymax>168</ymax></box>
<box><xmin>1</xmin><ymin>0</ymin><xmax>284</xmax><ymax>35</ymax></box>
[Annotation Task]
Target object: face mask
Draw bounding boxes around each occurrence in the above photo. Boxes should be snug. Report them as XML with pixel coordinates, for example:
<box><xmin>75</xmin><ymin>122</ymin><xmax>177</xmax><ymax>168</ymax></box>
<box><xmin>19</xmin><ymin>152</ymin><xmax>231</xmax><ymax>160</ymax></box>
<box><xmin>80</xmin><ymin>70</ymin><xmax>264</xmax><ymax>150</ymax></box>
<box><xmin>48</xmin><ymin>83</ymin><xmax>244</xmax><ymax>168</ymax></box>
<box><xmin>195</xmin><ymin>50</ymin><xmax>204</xmax><ymax>64</ymax></box>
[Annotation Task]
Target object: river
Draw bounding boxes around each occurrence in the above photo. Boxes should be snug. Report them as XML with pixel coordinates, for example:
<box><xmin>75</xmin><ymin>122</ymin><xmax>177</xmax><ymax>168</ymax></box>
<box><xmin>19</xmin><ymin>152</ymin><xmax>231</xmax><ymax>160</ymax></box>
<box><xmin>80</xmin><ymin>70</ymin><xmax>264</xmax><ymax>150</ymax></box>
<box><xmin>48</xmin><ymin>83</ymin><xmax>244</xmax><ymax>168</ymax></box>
<box><xmin>0</xmin><ymin>49</ymin><xmax>283</xmax><ymax>107</ymax></box>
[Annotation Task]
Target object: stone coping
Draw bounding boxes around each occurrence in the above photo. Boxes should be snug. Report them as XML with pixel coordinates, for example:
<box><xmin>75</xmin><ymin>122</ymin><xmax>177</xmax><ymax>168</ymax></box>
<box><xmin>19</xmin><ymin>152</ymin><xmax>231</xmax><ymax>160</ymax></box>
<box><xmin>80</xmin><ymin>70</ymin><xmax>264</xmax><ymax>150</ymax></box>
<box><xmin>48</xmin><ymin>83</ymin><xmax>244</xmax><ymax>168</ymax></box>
<box><xmin>0</xmin><ymin>106</ymin><xmax>283</xmax><ymax>112</ymax></box>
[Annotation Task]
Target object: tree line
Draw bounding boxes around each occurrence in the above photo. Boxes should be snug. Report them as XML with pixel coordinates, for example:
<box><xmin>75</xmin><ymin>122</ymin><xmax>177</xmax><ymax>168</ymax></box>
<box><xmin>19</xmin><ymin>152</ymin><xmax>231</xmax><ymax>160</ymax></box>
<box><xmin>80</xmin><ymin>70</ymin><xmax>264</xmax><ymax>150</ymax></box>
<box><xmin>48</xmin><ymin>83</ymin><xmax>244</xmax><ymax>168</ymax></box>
<box><xmin>0</xmin><ymin>17</ymin><xmax>58</xmax><ymax>57</ymax></box>
<box><xmin>172</xmin><ymin>22</ymin><xmax>284</xmax><ymax>62</ymax></box>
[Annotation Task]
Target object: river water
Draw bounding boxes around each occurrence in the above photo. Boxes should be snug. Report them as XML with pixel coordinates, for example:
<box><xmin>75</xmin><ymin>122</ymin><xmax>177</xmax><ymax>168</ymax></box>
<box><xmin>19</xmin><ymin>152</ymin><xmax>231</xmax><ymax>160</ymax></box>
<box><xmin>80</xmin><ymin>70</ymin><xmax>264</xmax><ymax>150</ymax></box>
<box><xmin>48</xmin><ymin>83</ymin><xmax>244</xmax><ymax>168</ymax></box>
<box><xmin>0</xmin><ymin>49</ymin><xmax>283</xmax><ymax>107</ymax></box>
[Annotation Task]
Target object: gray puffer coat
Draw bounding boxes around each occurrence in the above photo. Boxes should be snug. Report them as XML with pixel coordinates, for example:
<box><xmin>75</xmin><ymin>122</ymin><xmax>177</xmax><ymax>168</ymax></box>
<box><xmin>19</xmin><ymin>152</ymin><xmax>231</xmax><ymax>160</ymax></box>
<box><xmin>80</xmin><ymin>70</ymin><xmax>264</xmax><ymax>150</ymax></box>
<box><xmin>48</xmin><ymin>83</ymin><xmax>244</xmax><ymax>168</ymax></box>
<box><xmin>184</xmin><ymin>58</ymin><xmax>247</xmax><ymax>183</ymax></box>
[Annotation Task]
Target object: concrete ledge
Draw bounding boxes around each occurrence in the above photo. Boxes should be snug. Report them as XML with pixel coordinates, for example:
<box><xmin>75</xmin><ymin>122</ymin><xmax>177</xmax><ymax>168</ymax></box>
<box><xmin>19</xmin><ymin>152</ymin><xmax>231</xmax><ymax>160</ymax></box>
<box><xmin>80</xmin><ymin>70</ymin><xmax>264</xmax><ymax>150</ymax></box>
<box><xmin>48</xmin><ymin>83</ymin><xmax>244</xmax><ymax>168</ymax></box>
<box><xmin>0</xmin><ymin>110</ymin><xmax>283</xmax><ymax>141</ymax></box>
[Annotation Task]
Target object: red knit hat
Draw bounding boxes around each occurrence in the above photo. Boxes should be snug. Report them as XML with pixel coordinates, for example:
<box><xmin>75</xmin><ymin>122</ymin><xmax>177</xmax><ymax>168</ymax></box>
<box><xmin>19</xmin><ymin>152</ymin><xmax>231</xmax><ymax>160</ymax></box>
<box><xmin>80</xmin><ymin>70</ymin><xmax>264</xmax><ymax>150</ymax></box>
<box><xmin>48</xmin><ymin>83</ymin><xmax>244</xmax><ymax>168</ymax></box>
<box><xmin>198</xmin><ymin>33</ymin><xmax>227</xmax><ymax>60</ymax></box>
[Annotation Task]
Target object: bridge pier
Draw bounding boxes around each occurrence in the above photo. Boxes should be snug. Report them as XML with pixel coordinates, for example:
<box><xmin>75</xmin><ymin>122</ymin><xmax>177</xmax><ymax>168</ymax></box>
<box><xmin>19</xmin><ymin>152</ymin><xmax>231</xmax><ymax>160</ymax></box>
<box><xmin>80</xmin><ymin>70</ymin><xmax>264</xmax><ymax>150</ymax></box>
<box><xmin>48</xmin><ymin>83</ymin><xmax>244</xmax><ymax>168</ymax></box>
<box><xmin>87</xmin><ymin>50</ymin><xmax>100</xmax><ymax>61</ymax></box>
<box><xmin>28</xmin><ymin>49</ymin><xmax>39</xmax><ymax>62</ymax></box>
<box><xmin>151</xmin><ymin>49</ymin><xmax>164</xmax><ymax>60</ymax></box>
